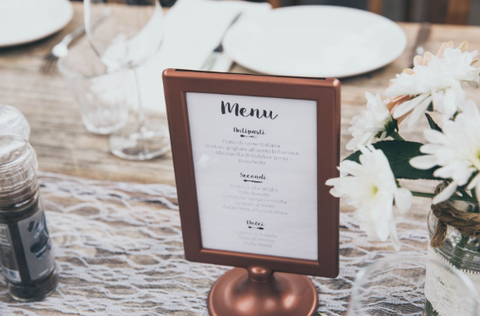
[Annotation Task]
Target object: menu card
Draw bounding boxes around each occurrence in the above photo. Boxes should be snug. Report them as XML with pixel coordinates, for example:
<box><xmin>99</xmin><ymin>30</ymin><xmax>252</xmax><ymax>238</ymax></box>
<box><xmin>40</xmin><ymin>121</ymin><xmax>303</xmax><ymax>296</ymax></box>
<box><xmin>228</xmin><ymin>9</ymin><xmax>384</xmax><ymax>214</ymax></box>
<box><xmin>187</xmin><ymin>92</ymin><xmax>318</xmax><ymax>261</ymax></box>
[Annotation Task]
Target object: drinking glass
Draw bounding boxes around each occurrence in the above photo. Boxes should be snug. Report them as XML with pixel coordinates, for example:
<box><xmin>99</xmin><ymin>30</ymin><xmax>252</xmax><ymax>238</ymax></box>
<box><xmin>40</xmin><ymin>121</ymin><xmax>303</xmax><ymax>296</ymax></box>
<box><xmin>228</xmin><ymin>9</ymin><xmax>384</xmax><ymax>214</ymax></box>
<box><xmin>84</xmin><ymin>0</ymin><xmax>170</xmax><ymax>160</ymax></box>
<box><xmin>58</xmin><ymin>41</ymin><xmax>129</xmax><ymax>135</ymax></box>
<box><xmin>348</xmin><ymin>254</ymin><xmax>478</xmax><ymax>316</ymax></box>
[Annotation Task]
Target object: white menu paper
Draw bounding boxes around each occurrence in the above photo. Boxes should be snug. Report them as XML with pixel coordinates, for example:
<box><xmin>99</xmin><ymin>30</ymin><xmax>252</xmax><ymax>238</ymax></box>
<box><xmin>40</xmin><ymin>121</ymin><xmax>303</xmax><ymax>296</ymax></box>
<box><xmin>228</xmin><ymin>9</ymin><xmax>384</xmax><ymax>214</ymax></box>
<box><xmin>187</xmin><ymin>92</ymin><xmax>318</xmax><ymax>261</ymax></box>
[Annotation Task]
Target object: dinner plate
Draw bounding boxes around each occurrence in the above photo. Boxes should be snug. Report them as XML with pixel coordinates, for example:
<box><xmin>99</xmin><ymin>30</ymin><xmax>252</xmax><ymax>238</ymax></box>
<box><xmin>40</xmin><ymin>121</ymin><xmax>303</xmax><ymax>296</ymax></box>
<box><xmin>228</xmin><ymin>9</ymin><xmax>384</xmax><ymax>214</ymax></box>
<box><xmin>0</xmin><ymin>0</ymin><xmax>73</xmax><ymax>48</ymax></box>
<box><xmin>223</xmin><ymin>6</ymin><xmax>407</xmax><ymax>78</ymax></box>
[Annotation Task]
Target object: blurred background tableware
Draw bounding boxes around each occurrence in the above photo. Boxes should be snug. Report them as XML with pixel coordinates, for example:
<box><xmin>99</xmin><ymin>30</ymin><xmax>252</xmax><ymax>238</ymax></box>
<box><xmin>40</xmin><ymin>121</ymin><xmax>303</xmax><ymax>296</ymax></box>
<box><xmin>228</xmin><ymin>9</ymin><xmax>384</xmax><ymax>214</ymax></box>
<box><xmin>349</xmin><ymin>254</ymin><xmax>478</xmax><ymax>316</ymax></box>
<box><xmin>410</xmin><ymin>22</ymin><xmax>431</xmax><ymax>67</ymax></box>
<box><xmin>134</xmin><ymin>0</ymin><xmax>270</xmax><ymax>114</ymax></box>
<box><xmin>200</xmin><ymin>12</ymin><xmax>243</xmax><ymax>71</ymax></box>
<box><xmin>264</xmin><ymin>0</ymin><xmax>474</xmax><ymax>25</ymax></box>
<box><xmin>222</xmin><ymin>5</ymin><xmax>406</xmax><ymax>78</ymax></box>
<box><xmin>84</xmin><ymin>0</ymin><xmax>169</xmax><ymax>160</ymax></box>
<box><xmin>57</xmin><ymin>43</ymin><xmax>129</xmax><ymax>135</ymax></box>
<box><xmin>41</xmin><ymin>8</ymin><xmax>111</xmax><ymax>74</ymax></box>
<box><xmin>0</xmin><ymin>0</ymin><xmax>73</xmax><ymax>48</ymax></box>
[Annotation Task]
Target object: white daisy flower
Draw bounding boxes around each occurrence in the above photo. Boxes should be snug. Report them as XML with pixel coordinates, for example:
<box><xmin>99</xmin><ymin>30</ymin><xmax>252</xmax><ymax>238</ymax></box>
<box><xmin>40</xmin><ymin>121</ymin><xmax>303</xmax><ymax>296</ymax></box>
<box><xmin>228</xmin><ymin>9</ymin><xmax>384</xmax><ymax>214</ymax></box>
<box><xmin>346</xmin><ymin>92</ymin><xmax>400</xmax><ymax>151</ymax></box>
<box><xmin>410</xmin><ymin>101</ymin><xmax>480</xmax><ymax>204</ymax></box>
<box><xmin>386</xmin><ymin>42</ymin><xmax>480</xmax><ymax>131</ymax></box>
<box><xmin>326</xmin><ymin>146</ymin><xmax>412</xmax><ymax>250</ymax></box>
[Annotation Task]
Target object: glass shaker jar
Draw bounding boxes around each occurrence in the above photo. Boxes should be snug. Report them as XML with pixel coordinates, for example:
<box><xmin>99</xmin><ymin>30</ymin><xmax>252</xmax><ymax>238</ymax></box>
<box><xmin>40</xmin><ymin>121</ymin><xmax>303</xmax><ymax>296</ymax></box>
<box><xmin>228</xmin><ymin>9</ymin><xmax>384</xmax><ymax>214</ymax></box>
<box><xmin>0</xmin><ymin>105</ymin><xmax>30</xmax><ymax>140</ymax></box>
<box><xmin>0</xmin><ymin>135</ymin><xmax>58</xmax><ymax>301</ymax></box>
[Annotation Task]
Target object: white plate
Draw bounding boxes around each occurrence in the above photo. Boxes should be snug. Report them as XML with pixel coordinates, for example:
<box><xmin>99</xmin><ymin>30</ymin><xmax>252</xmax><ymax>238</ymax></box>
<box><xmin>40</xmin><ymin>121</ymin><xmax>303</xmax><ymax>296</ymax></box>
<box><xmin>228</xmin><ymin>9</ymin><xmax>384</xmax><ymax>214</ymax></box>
<box><xmin>223</xmin><ymin>6</ymin><xmax>407</xmax><ymax>78</ymax></box>
<box><xmin>0</xmin><ymin>0</ymin><xmax>73</xmax><ymax>48</ymax></box>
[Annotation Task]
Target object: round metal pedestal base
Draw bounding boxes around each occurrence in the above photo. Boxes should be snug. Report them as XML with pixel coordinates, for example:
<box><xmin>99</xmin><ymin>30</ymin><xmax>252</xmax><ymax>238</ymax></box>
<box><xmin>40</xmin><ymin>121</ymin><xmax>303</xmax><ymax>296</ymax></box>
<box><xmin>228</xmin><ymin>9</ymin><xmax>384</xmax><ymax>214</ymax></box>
<box><xmin>208</xmin><ymin>267</ymin><xmax>318</xmax><ymax>316</ymax></box>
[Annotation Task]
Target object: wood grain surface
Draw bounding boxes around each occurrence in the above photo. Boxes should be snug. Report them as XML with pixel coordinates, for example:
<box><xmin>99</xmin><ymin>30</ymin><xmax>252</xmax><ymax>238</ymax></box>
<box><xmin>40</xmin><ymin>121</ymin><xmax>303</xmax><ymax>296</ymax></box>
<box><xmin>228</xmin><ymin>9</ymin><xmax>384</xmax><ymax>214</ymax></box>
<box><xmin>1</xmin><ymin>2</ymin><xmax>480</xmax><ymax>187</ymax></box>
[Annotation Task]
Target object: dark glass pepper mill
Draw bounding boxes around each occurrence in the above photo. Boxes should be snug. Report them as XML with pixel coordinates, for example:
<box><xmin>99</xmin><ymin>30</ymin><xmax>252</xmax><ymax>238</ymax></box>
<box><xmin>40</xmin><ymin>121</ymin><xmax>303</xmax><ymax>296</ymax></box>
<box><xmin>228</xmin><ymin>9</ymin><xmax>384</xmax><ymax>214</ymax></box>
<box><xmin>0</xmin><ymin>135</ymin><xmax>58</xmax><ymax>301</ymax></box>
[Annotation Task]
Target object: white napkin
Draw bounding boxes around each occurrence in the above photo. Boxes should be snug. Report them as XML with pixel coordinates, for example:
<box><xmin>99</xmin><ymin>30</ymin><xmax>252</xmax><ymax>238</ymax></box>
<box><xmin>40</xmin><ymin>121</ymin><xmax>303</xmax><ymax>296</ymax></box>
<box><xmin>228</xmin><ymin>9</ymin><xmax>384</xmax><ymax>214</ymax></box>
<box><xmin>136</xmin><ymin>0</ymin><xmax>271</xmax><ymax>113</ymax></box>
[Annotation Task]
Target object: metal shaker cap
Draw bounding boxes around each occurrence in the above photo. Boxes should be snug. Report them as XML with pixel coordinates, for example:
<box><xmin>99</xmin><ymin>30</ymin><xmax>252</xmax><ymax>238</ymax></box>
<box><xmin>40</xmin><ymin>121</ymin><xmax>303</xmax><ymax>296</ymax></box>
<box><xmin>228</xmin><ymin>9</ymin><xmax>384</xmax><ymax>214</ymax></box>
<box><xmin>0</xmin><ymin>135</ymin><xmax>38</xmax><ymax>207</ymax></box>
<box><xmin>0</xmin><ymin>105</ymin><xmax>30</xmax><ymax>140</ymax></box>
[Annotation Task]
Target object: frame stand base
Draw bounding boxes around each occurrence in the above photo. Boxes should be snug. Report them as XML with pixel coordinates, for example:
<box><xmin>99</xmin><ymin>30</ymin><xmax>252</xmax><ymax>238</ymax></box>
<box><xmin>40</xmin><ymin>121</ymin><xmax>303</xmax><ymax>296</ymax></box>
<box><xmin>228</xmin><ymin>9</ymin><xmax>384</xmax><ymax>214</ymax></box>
<box><xmin>207</xmin><ymin>266</ymin><xmax>318</xmax><ymax>316</ymax></box>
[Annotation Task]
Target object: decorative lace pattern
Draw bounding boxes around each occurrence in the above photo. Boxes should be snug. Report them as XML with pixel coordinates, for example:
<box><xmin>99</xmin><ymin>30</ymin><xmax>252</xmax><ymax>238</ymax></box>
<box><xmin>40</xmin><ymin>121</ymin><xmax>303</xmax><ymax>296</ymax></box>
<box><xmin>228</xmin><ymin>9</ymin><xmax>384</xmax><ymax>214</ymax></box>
<box><xmin>0</xmin><ymin>172</ymin><xmax>428</xmax><ymax>315</ymax></box>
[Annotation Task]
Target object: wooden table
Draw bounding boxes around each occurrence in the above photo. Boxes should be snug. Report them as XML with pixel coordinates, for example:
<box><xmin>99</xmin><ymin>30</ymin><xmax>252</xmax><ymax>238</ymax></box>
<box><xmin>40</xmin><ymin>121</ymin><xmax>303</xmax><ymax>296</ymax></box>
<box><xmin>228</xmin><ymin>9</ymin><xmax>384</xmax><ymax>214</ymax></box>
<box><xmin>1</xmin><ymin>2</ymin><xmax>480</xmax><ymax>187</ymax></box>
<box><xmin>2</xmin><ymin>3</ymin><xmax>480</xmax><ymax>315</ymax></box>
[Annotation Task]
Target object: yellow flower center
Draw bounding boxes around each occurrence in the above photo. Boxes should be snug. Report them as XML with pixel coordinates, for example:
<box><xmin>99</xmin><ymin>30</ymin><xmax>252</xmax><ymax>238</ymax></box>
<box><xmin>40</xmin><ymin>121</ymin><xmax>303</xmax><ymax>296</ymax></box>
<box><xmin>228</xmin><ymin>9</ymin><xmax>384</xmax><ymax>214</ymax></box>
<box><xmin>371</xmin><ymin>185</ymin><xmax>379</xmax><ymax>198</ymax></box>
<box><xmin>472</xmin><ymin>148</ymin><xmax>480</xmax><ymax>171</ymax></box>
<box><xmin>477</xmin><ymin>149</ymin><xmax>480</xmax><ymax>161</ymax></box>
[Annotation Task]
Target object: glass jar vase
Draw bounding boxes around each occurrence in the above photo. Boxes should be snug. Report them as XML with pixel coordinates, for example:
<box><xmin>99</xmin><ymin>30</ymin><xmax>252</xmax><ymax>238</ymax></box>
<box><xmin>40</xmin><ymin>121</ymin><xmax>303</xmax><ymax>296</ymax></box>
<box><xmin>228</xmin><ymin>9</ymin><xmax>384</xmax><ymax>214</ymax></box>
<box><xmin>426</xmin><ymin>200</ymin><xmax>480</xmax><ymax>316</ymax></box>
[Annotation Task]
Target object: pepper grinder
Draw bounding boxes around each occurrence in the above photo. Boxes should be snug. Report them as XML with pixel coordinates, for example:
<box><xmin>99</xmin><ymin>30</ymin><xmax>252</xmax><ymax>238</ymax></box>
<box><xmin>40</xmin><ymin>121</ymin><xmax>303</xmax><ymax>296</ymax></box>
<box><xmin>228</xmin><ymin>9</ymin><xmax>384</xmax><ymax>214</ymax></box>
<box><xmin>0</xmin><ymin>105</ymin><xmax>58</xmax><ymax>301</ymax></box>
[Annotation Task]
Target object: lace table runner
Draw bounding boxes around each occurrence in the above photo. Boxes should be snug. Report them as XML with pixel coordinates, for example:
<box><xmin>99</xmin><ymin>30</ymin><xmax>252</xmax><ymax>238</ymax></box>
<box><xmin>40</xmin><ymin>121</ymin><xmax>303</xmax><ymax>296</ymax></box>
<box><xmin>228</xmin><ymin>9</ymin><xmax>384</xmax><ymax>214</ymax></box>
<box><xmin>0</xmin><ymin>173</ymin><xmax>428</xmax><ymax>316</ymax></box>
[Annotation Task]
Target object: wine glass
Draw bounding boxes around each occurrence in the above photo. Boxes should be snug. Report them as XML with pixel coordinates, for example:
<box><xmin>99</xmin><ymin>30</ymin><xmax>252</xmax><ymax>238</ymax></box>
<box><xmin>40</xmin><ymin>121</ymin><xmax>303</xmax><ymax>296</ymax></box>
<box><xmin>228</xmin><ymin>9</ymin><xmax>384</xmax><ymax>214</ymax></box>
<box><xmin>84</xmin><ymin>0</ymin><xmax>170</xmax><ymax>160</ymax></box>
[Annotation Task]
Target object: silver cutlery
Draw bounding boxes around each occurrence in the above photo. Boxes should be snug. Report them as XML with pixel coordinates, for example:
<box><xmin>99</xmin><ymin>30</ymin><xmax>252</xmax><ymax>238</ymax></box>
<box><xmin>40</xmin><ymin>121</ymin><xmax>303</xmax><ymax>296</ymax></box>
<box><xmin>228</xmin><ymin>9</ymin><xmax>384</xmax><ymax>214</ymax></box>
<box><xmin>410</xmin><ymin>22</ymin><xmax>431</xmax><ymax>68</ymax></box>
<box><xmin>41</xmin><ymin>9</ymin><xmax>111</xmax><ymax>73</ymax></box>
<box><xmin>201</xmin><ymin>13</ymin><xmax>242</xmax><ymax>71</ymax></box>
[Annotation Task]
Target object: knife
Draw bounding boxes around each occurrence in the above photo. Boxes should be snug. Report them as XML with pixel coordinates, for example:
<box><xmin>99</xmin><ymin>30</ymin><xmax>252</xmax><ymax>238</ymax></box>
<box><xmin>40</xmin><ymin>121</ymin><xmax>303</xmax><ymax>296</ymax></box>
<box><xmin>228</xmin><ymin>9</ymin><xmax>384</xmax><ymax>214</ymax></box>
<box><xmin>201</xmin><ymin>13</ymin><xmax>242</xmax><ymax>71</ymax></box>
<box><xmin>410</xmin><ymin>22</ymin><xmax>431</xmax><ymax>68</ymax></box>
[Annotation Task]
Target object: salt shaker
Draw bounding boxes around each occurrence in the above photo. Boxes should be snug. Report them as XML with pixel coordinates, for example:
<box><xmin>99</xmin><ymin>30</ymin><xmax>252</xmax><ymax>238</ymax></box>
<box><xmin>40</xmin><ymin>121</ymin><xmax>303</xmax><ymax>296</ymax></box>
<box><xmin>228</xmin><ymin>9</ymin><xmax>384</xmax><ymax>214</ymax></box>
<box><xmin>0</xmin><ymin>105</ymin><xmax>30</xmax><ymax>140</ymax></box>
<box><xmin>0</xmin><ymin>135</ymin><xmax>58</xmax><ymax>301</ymax></box>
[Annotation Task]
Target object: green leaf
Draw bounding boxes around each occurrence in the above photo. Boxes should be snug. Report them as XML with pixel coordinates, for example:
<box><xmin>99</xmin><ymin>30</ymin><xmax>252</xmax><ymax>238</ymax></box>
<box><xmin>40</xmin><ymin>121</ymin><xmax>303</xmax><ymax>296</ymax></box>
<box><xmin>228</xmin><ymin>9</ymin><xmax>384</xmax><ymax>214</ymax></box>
<box><xmin>425</xmin><ymin>300</ymin><xmax>439</xmax><ymax>316</ymax></box>
<box><xmin>425</xmin><ymin>113</ymin><xmax>442</xmax><ymax>132</ymax></box>
<box><xmin>344</xmin><ymin>141</ymin><xmax>439</xmax><ymax>180</ymax></box>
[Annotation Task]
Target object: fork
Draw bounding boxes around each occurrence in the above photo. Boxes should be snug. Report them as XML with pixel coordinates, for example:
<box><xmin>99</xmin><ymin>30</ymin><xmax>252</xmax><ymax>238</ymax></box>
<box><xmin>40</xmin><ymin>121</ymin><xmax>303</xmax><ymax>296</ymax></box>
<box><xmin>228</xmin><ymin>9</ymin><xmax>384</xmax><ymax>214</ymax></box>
<box><xmin>409</xmin><ymin>22</ymin><xmax>430</xmax><ymax>68</ymax></box>
<box><xmin>201</xmin><ymin>13</ymin><xmax>242</xmax><ymax>71</ymax></box>
<box><xmin>41</xmin><ymin>9</ymin><xmax>111</xmax><ymax>74</ymax></box>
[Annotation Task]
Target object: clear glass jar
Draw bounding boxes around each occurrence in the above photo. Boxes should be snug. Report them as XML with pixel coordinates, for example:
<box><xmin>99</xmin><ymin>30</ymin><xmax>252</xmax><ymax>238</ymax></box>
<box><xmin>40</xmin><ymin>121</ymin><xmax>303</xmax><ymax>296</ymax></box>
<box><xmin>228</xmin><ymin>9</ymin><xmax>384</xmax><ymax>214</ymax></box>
<box><xmin>426</xmin><ymin>204</ymin><xmax>480</xmax><ymax>316</ymax></box>
<box><xmin>427</xmin><ymin>204</ymin><xmax>480</xmax><ymax>271</ymax></box>
<box><xmin>0</xmin><ymin>135</ymin><xmax>58</xmax><ymax>301</ymax></box>
<box><xmin>348</xmin><ymin>254</ymin><xmax>477</xmax><ymax>316</ymax></box>
<box><xmin>0</xmin><ymin>105</ymin><xmax>30</xmax><ymax>140</ymax></box>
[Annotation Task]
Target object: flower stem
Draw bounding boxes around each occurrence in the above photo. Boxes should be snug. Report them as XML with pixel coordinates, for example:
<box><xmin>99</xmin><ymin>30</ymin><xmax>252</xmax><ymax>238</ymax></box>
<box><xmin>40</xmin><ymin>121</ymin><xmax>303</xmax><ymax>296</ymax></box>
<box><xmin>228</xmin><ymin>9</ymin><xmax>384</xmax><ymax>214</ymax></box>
<box><xmin>451</xmin><ymin>234</ymin><xmax>470</xmax><ymax>269</ymax></box>
<box><xmin>410</xmin><ymin>191</ymin><xmax>435</xmax><ymax>198</ymax></box>
<box><xmin>390</xmin><ymin>132</ymin><xmax>405</xmax><ymax>141</ymax></box>
<box><xmin>410</xmin><ymin>191</ymin><xmax>478</xmax><ymax>204</ymax></box>
<box><xmin>461</xmin><ymin>238</ymin><xmax>480</xmax><ymax>270</ymax></box>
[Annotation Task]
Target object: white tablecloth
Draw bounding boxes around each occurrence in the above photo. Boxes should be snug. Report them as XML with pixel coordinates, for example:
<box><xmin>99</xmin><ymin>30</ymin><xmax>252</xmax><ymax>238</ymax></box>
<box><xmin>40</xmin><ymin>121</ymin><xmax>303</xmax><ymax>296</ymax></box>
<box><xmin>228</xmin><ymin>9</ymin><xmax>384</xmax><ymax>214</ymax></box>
<box><xmin>0</xmin><ymin>172</ymin><xmax>428</xmax><ymax>315</ymax></box>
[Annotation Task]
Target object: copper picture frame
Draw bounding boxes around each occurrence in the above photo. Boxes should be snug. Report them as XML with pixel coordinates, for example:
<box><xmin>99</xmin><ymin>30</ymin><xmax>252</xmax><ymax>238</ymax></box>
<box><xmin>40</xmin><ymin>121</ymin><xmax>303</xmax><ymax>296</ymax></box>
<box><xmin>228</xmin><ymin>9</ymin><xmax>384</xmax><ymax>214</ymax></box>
<box><xmin>163</xmin><ymin>68</ymin><xmax>341</xmax><ymax>278</ymax></box>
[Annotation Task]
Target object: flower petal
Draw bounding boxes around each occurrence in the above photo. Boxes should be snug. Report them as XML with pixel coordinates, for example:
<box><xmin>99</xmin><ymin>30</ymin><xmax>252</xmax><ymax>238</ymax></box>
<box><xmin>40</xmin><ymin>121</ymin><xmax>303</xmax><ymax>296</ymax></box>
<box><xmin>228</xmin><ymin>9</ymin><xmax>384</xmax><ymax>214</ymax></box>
<box><xmin>325</xmin><ymin>177</ymin><xmax>340</xmax><ymax>187</ymax></box>
<box><xmin>393</xmin><ymin>94</ymin><xmax>428</xmax><ymax>119</ymax></box>
<box><xmin>407</xmin><ymin>96</ymin><xmax>432</xmax><ymax>131</ymax></box>
<box><xmin>410</xmin><ymin>155</ymin><xmax>437</xmax><ymax>170</ymax></box>
<box><xmin>374</xmin><ymin>215</ymin><xmax>391</xmax><ymax>241</ymax></box>
<box><xmin>359</xmin><ymin>218</ymin><xmax>380</xmax><ymax>241</ymax></box>
<box><xmin>414</xmin><ymin>55</ymin><xmax>424</xmax><ymax>66</ymax></box>
<box><xmin>395</xmin><ymin>188</ymin><xmax>412</xmax><ymax>214</ymax></box>
<box><xmin>439</xmin><ymin>88</ymin><xmax>458</xmax><ymax>120</ymax></box>
<box><xmin>433</xmin><ymin>182</ymin><xmax>458</xmax><ymax>204</ymax></box>
<box><xmin>467</xmin><ymin>173</ymin><xmax>480</xmax><ymax>190</ymax></box>
<box><xmin>423</xmin><ymin>129</ymin><xmax>448</xmax><ymax>145</ymax></box>
<box><xmin>346</xmin><ymin>92</ymin><xmax>392</xmax><ymax>150</ymax></box>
